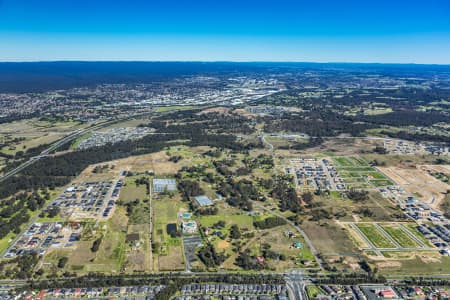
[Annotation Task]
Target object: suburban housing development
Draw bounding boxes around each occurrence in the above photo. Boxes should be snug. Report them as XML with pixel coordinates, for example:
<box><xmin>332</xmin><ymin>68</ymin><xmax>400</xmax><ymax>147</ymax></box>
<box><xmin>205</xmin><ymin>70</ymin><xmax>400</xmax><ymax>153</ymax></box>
<box><xmin>0</xmin><ymin>62</ymin><xmax>449</xmax><ymax>300</ymax></box>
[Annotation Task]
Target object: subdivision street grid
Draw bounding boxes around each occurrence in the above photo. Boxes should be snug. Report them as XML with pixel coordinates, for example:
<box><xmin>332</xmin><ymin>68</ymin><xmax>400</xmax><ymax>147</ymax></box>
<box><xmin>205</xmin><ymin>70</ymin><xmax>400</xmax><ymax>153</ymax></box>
<box><xmin>344</xmin><ymin>221</ymin><xmax>436</xmax><ymax>257</ymax></box>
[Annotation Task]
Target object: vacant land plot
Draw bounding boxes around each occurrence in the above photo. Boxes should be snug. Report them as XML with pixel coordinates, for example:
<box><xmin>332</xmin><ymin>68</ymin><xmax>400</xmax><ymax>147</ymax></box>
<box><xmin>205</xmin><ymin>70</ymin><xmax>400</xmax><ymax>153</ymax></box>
<box><xmin>152</xmin><ymin>194</ymin><xmax>187</xmax><ymax>269</ymax></box>
<box><xmin>245</xmin><ymin>224</ymin><xmax>316</xmax><ymax>270</ymax></box>
<box><xmin>198</xmin><ymin>215</ymin><xmax>254</xmax><ymax>230</ymax></box>
<box><xmin>76</xmin><ymin>162</ymin><xmax>123</xmax><ymax>182</ymax></box>
<box><xmin>421</xmin><ymin>164</ymin><xmax>450</xmax><ymax>174</ymax></box>
<box><xmin>89</xmin><ymin>208</ymin><xmax>127</xmax><ymax>272</ymax></box>
<box><xmin>403</xmin><ymin>224</ymin><xmax>434</xmax><ymax>247</ymax></box>
<box><xmin>0</xmin><ymin>157</ymin><xmax>5</xmax><ymax>172</ymax></box>
<box><xmin>376</xmin><ymin>255</ymin><xmax>450</xmax><ymax>276</ymax></box>
<box><xmin>120</xmin><ymin>178</ymin><xmax>148</xmax><ymax>202</ymax></box>
<box><xmin>158</xmin><ymin>245</ymin><xmax>185</xmax><ymax>271</ymax></box>
<box><xmin>311</xmin><ymin>192</ymin><xmax>401</xmax><ymax>223</ymax></box>
<box><xmin>41</xmin><ymin>249</ymin><xmax>72</xmax><ymax>274</ymax></box>
<box><xmin>124</xmin><ymin>224</ymin><xmax>152</xmax><ymax>272</ymax></box>
<box><xmin>0</xmin><ymin>119</ymin><xmax>87</xmax><ymax>155</ymax></box>
<box><xmin>302</xmin><ymin>221</ymin><xmax>359</xmax><ymax>255</ymax></box>
<box><xmin>68</xmin><ymin>207</ymin><xmax>128</xmax><ymax>274</ymax></box>
<box><xmin>332</xmin><ymin>156</ymin><xmax>392</xmax><ymax>189</ymax></box>
<box><xmin>378</xmin><ymin>166</ymin><xmax>450</xmax><ymax>208</ymax></box>
<box><xmin>356</xmin><ymin>224</ymin><xmax>396</xmax><ymax>248</ymax></box>
<box><xmin>381</xmin><ymin>225</ymin><xmax>420</xmax><ymax>248</ymax></box>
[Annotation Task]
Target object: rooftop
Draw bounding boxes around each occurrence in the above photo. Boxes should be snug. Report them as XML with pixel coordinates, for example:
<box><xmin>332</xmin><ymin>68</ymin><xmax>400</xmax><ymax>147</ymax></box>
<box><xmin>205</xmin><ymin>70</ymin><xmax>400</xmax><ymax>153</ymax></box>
<box><xmin>194</xmin><ymin>195</ymin><xmax>214</xmax><ymax>207</ymax></box>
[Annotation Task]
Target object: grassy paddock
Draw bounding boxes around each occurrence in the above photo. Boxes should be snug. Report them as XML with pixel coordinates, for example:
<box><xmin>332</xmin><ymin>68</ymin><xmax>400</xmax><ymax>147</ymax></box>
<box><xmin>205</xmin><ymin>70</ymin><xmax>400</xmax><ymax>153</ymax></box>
<box><xmin>356</xmin><ymin>224</ymin><xmax>395</xmax><ymax>248</ymax></box>
<box><xmin>381</xmin><ymin>225</ymin><xmax>420</xmax><ymax>248</ymax></box>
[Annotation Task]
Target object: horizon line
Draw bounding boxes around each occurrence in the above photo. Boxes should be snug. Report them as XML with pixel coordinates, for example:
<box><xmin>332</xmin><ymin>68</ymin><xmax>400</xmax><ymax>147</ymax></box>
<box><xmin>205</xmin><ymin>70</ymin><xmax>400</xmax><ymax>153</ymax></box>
<box><xmin>0</xmin><ymin>59</ymin><xmax>449</xmax><ymax>66</ymax></box>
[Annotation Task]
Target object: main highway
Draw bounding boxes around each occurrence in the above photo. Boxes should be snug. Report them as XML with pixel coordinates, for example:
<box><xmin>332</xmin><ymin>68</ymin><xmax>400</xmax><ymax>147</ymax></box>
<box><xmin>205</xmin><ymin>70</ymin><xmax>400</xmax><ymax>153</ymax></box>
<box><xmin>0</xmin><ymin>115</ymin><xmax>147</xmax><ymax>184</ymax></box>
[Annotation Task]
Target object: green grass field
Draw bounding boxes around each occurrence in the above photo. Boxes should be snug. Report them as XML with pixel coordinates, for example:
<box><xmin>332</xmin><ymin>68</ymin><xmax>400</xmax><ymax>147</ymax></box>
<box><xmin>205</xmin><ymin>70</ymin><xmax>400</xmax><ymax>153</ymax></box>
<box><xmin>369</xmin><ymin>179</ymin><xmax>394</xmax><ymax>187</ymax></box>
<box><xmin>0</xmin><ymin>118</ymin><xmax>87</xmax><ymax>155</ymax></box>
<box><xmin>198</xmin><ymin>214</ymin><xmax>255</xmax><ymax>230</ymax></box>
<box><xmin>331</xmin><ymin>155</ymin><xmax>392</xmax><ymax>188</ymax></box>
<box><xmin>155</xmin><ymin>105</ymin><xmax>197</xmax><ymax>113</ymax></box>
<box><xmin>152</xmin><ymin>195</ymin><xmax>187</xmax><ymax>257</ymax></box>
<box><xmin>120</xmin><ymin>178</ymin><xmax>148</xmax><ymax>202</ymax></box>
<box><xmin>378</xmin><ymin>255</ymin><xmax>450</xmax><ymax>276</ymax></box>
<box><xmin>307</xmin><ymin>285</ymin><xmax>325</xmax><ymax>299</ymax></box>
<box><xmin>356</xmin><ymin>224</ymin><xmax>396</xmax><ymax>248</ymax></box>
<box><xmin>0</xmin><ymin>232</ymin><xmax>16</xmax><ymax>255</ymax></box>
<box><xmin>403</xmin><ymin>224</ymin><xmax>434</xmax><ymax>247</ymax></box>
<box><xmin>381</xmin><ymin>225</ymin><xmax>420</xmax><ymax>248</ymax></box>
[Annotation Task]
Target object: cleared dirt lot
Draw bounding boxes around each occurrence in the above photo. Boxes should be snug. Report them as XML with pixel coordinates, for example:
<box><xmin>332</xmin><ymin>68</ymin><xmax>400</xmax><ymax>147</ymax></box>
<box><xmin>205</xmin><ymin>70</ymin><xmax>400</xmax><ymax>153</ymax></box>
<box><xmin>303</xmin><ymin>220</ymin><xmax>360</xmax><ymax>254</ymax></box>
<box><xmin>378</xmin><ymin>165</ymin><xmax>449</xmax><ymax>208</ymax></box>
<box><xmin>419</xmin><ymin>164</ymin><xmax>450</xmax><ymax>175</ymax></box>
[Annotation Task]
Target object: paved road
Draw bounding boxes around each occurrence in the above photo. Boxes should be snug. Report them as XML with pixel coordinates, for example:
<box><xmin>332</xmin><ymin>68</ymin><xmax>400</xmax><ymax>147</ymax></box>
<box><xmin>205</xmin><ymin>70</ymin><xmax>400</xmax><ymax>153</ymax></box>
<box><xmin>349</xmin><ymin>223</ymin><xmax>383</xmax><ymax>256</ymax></box>
<box><xmin>251</xmin><ymin>201</ymin><xmax>325</xmax><ymax>270</ymax></box>
<box><xmin>0</xmin><ymin>112</ymin><xmax>161</xmax><ymax>184</ymax></box>
<box><xmin>259</xmin><ymin>131</ymin><xmax>274</xmax><ymax>155</ymax></box>
<box><xmin>398</xmin><ymin>224</ymin><xmax>427</xmax><ymax>248</ymax></box>
<box><xmin>373</xmin><ymin>223</ymin><xmax>402</xmax><ymax>249</ymax></box>
<box><xmin>0</xmin><ymin>121</ymin><xmax>112</xmax><ymax>184</ymax></box>
<box><xmin>148</xmin><ymin>179</ymin><xmax>154</xmax><ymax>272</ymax></box>
<box><xmin>285</xmin><ymin>269</ymin><xmax>309</xmax><ymax>300</ymax></box>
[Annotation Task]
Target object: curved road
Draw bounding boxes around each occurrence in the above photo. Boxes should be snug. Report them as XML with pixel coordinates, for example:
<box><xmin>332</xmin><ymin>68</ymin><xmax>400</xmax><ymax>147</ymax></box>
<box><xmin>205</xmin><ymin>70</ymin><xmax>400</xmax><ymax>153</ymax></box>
<box><xmin>0</xmin><ymin>115</ymin><xmax>149</xmax><ymax>184</ymax></box>
<box><xmin>251</xmin><ymin>201</ymin><xmax>325</xmax><ymax>270</ymax></box>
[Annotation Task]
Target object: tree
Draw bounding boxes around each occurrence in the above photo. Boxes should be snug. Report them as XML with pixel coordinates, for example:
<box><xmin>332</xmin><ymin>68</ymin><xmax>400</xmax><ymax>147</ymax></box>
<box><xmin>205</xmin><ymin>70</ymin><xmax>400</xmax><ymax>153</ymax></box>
<box><xmin>58</xmin><ymin>257</ymin><xmax>69</xmax><ymax>268</ymax></box>
<box><xmin>91</xmin><ymin>238</ymin><xmax>102</xmax><ymax>252</ymax></box>
<box><xmin>230</xmin><ymin>225</ymin><xmax>241</xmax><ymax>239</ymax></box>
<box><xmin>347</xmin><ymin>189</ymin><xmax>369</xmax><ymax>202</ymax></box>
<box><xmin>301</xmin><ymin>192</ymin><xmax>313</xmax><ymax>204</ymax></box>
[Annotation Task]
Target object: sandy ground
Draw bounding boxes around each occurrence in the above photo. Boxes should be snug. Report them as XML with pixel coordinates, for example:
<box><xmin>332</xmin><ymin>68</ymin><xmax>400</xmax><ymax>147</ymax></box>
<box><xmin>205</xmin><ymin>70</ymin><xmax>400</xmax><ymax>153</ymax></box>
<box><xmin>376</xmin><ymin>261</ymin><xmax>402</xmax><ymax>268</ymax></box>
<box><xmin>377</xmin><ymin>165</ymin><xmax>449</xmax><ymax>209</ymax></box>
<box><xmin>419</xmin><ymin>164</ymin><xmax>450</xmax><ymax>175</ymax></box>
<box><xmin>199</xmin><ymin>107</ymin><xmax>232</xmax><ymax>115</ymax></box>
<box><xmin>217</xmin><ymin>240</ymin><xmax>230</xmax><ymax>250</ymax></box>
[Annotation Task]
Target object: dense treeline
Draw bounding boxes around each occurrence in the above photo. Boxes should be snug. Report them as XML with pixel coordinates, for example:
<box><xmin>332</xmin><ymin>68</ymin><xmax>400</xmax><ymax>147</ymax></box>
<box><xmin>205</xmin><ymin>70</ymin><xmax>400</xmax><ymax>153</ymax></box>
<box><xmin>24</xmin><ymin>272</ymin><xmax>284</xmax><ymax>299</ymax></box>
<box><xmin>262</xmin><ymin>108</ymin><xmax>450</xmax><ymax>145</ymax></box>
<box><xmin>0</xmin><ymin>120</ymin><xmax>246</xmax><ymax>199</ymax></box>
<box><xmin>258</xmin><ymin>86</ymin><xmax>450</xmax><ymax>145</ymax></box>
<box><xmin>380</xmin><ymin>130</ymin><xmax>450</xmax><ymax>145</ymax></box>
<box><xmin>144</xmin><ymin>110</ymin><xmax>255</xmax><ymax>135</ymax></box>
<box><xmin>177</xmin><ymin>179</ymin><xmax>204</xmax><ymax>201</ymax></box>
<box><xmin>346</xmin><ymin>189</ymin><xmax>369</xmax><ymax>202</ymax></box>
<box><xmin>217</xmin><ymin>178</ymin><xmax>260</xmax><ymax>211</ymax></box>
<box><xmin>357</xmin><ymin>110</ymin><xmax>449</xmax><ymax>128</ymax></box>
<box><xmin>262</xmin><ymin>111</ymin><xmax>372</xmax><ymax>137</ymax></box>
<box><xmin>197</xmin><ymin>243</ymin><xmax>227</xmax><ymax>268</ymax></box>
<box><xmin>314</xmin><ymin>273</ymin><xmax>387</xmax><ymax>285</ymax></box>
<box><xmin>235</xmin><ymin>250</ymin><xmax>266</xmax><ymax>270</ymax></box>
<box><xmin>253</xmin><ymin>216</ymin><xmax>287</xmax><ymax>229</ymax></box>
<box><xmin>0</xmin><ymin>190</ymin><xmax>49</xmax><ymax>239</ymax></box>
<box><xmin>271</xmin><ymin>175</ymin><xmax>302</xmax><ymax>213</ymax></box>
<box><xmin>0</xmin><ymin>252</ymin><xmax>40</xmax><ymax>279</ymax></box>
<box><xmin>258</xmin><ymin>86</ymin><xmax>450</xmax><ymax>112</ymax></box>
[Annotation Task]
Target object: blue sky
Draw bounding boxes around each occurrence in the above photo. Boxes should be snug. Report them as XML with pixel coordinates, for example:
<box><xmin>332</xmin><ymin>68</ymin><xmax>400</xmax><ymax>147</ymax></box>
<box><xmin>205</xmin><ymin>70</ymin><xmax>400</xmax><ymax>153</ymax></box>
<box><xmin>0</xmin><ymin>0</ymin><xmax>449</xmax><ymax>63</ymax></box>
